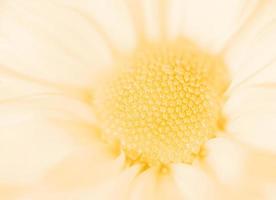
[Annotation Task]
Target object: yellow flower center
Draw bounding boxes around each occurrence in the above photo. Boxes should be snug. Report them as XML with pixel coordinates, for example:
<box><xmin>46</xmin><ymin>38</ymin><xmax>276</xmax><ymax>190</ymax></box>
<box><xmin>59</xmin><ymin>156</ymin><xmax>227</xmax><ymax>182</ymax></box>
<box><xmin>93</xmin><ymin>39</ymin><xmax>229</xmax><ymax>166</ymax></box>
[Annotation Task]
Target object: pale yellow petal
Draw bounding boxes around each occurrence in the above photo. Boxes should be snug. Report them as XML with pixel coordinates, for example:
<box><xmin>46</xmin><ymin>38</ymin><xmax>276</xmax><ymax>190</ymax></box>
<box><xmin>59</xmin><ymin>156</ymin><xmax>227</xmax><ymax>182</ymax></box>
<box><xmin>225</xmin><ymin>148</ymin><xmax>276</xmax><ymax>200</ymax></box>
<box><xmin>0</xmin><ymin>117</ymin><xmax>76</xmax><ymax>185</ymax></box>
<box><xmin>166</xmin><ymin>0</ymin><xmax>185</xmax><ymax>39</ymax></box>
<box><xmin>264</xmin><ymin>184</ymin><xmax>276</xmax><ymax>200</ymax></box>
<box><xmin>0</xmin><ymin>71</ymin><xmax>57</xmax><ymax>101</ymax></box>
<box><xmin>128</xmin><ymin>168</ymin><xmax>156</xmax><ymax>200</ymax></box>
<box><xmin>202</xmin><ymin>127</ymin><xmax>276</xmax><ymax>199</ymax></box>
<box><xmin>225</xmin><ymin>0</ymin><xmax>276</xmax><ymax>91</ymax></box>
<box><xmin>179</xmin><ymin>0</ymin><xmax>259</xmax><ymax>52</ymax></box>
<box><xmin>225</xmin><ymin>86</ymin><xmax>276</xmax><ymax>153</ymax></box>
<box><xmin>203</xmin><ymin>137</ymin><xmax>276</xmax><ymax>200</ymax></box>
<box><xmin>204</xmin><ymin>137</ymin><xmax>247</xmax><ymax>186</ymax></box>
<box><xmin>172</xmin><ymin>163</ymin><xmax>218</xmax><ymax>200</ymax></box>
<box><xmin>41</xmin><ymin>151</ymin><xmax>125</xmax><ymax>190</ymax></box>
<box><xmin>139</xmin><ymin>0</ymin><xmax>165</xmax><ymax>41</ymax></box>
<box><xmin>0</xmin><ymin>0</ymin><xmax>113</xmax><ymax>87</ymax></box>
<box><xmin>0</xmin><ymin>95</ymin><xmax>95</xmax><ymax>128</ymax></box>
<box><xmin>155</xmin><ymin>171</ymin><xmax>184</xmax><ymax>200</ymax></box>
<box><xmin>128</xmin><ymin>167</ymin><xmax>183</xmax><ymax>200</ymax></box>
<box><xmin>0</xmin><ymin>185</ymin><xmax>27</xmax><ymax>200</ymax></box>
<box><xmin>18</xmin><ymin>165</ymin><xmax>141</xmax><ymax>200</ymax></box>
<box><xmin>57</xmin><ymin>0</ymin><xmax>136</xmax><ymax>53</ymax></box>
<box><xmin>0</xmin><ymin>94</ymin><xmax>101</xmax><ymax>185</ymax></box>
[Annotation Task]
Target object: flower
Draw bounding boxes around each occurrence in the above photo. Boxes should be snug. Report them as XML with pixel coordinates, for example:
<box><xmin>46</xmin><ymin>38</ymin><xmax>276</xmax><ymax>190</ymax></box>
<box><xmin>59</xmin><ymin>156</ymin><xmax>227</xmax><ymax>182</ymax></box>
<box><xmin>0</xmin><ymin>0</ymin><xmax>276</xmax><ymax>199</ymax></box>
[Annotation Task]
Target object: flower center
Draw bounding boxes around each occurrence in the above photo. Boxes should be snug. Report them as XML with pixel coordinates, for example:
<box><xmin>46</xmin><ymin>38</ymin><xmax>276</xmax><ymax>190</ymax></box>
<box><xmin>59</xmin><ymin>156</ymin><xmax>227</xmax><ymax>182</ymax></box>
<box><xmin>93</xmin><ymin>39</ymin><xmax>229</xmax><ymax>166</ymax></box>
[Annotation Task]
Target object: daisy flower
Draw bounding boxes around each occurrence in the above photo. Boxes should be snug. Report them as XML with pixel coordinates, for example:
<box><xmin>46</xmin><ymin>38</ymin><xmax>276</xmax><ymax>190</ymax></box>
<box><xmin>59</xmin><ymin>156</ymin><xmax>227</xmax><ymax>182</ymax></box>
<box><xmin>0</xmin><ymin>0</ymin><xmax>276</xmax><ymax>199</ymax></box>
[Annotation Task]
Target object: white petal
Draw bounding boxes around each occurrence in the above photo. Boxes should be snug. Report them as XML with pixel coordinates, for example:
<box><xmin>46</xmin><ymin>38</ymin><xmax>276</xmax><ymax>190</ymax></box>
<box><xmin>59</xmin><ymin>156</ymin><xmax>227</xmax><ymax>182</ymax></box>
<box><xmin>179</xmin><ymin>0</ymin><xmax>259</xmax><ymax>52</ymax></box>
<box><xmin>204</xmin><ymin>137</ymin><xmax>246</xmax><ymax>186</ymax></box>
<box><xmin>166</xmin><ymin>0</ymin><xmax>185</xmax><ymax>39</ymax></box>
<box><xmin>0</xmin><ymin>71</ymin><xmax>57</xmax><ymax>101</ymax></box>
<box><xmin>203</xmin><ymin>135</ymin><xmax>276</xmax><ymax>199</ymax></box>
<box><xmin>121</xmin><ymin>0</ymin><xmax>165</xmax><ymax>41</ymax></box>
<box><xmin>18</xmin><ymin>165</ymin><xmax>141</xmax><ymax>200</ymax></box>
<box><xmin>264</xmin><ymin>184</ymin><xmax>276</xmax><ymax>200</ymax></box>
<box><xmin>0</xmin><ymin>117</ymin><xmax>76</xmax><ymax>185</ymax></box>
<box><xmin>0</xmin><ymin>0</ymin><xmax>115</xmax><ymax>87</ymax></box>
<box><xmin>0</xmin><ymin>185</ymin><xmax>27</xmax><ymax>200</ymax></box>
<box><xmin>72</xmin><ymin>165</ymin><xmax>140</xmax><ymax>200</ymax></box>
<box><xmin>41</xmin><ymin>150</ymin><xmax>125</xmax><ymax>190</ymax></box>
<box><xmin>244</xmin><ymin>149</ymin><xmax>276</xmax><ymax>184</ymax></box>
<box><xmin>155</xmin><ymin>171</ymin><xmax>184</xmax><ymax>200</ymax></box>
<box><xmin>172</xmin><ymin>164</ymin><xmax>218</xmax><ymax>200</ymax></box>
<box><xmin>0</xmin><ymin>94</ymin><xmax>95</xmax><ymax>128</ymax></box>
<box><xmin>128</xmin><ymin>168</ymin><xmax>156</xmax><ymax>200</ymax></box>
<box><xmin>225</xmin><ymin>0</ymin><xmax>276</xmax><ymax>90</ymax></box>
<box><xmin>57</xmin><ymin>0</ymin><xmax>136</xmax><ymax>53</ymax></box>
<box><xmin>225</xmin><ymin>86</ymin><xmax>276</xmax><ymax>153</ymax></box>
<box><xmin>0</xmin><ymin>96</ymin><xmax>101</xmax><ymax>185</ymax></box>
<box><xmin>128</xmin><ymin>167</ymin><xmax>183</xmax><ymax>200</ymax></box>
<box><xmin>205</xmin><ymin>137</ymin><xmax>276</xmax><ymax>199</ymax></box>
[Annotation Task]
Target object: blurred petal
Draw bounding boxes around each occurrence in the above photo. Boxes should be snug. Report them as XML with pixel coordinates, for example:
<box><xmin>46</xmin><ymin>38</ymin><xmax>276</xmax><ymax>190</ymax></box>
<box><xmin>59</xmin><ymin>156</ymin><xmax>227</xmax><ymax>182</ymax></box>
<box><xmin>225</xmin><ymin>86</ymin><xmax>276</xmax><ymax>153</ymax></box>
<box><xmin>204</xmin><ymin>137</ymin><xmax>276</xmax><ymax>199</ymax></box>
<box><xmin>128</xmin><ymin>167</ymin><xmax>183</xmax><ymax>200</ymax></box>
<box><xmin>0</xmin><ymin>70</ymin><xmax>57</xmax><ymax>101</ymax></box>
<box><xmin>144</xmin><ymin>0</ymin><xmax>165</xmax><ymax>40</ymax></box>
<box><xmin>204</xmin><ymin>137</ymin><xmax>246</xmax><ymax>187</ymax></box>
<box><xmin>18</xmin><ymin>165</ymin><xmax>141</xmax><ymax>200</ymax></box>
<box><xmin>128</xmin><ymin>168</ymin><xmax>156</xmax><ymax>200</ymax></box>
<box><xmin>0</xmin><ymin>0</ymin><xmax>116</xmax><ymax>87</ymax></box>
<box><xmin>0</xmin><ymin>185</ymin><xmax>27</xmax><ymax>200</ymax></box>
<box><xmin>0</xmin><ymin>93</ymin><xmax>102</xmax><ymax>185</ymax></box>
<box><xmin>0</xmin><ymin>94</ymin><xmax>95</xmax><ymax>128</ymax></box>
<box><xmin>42</xmin><ymin>151</ymin><xmax>125</xmax><ymax>190</ymax></box>
<box><xmin>166</xmin><ymin>0</ymin><xmax>185</xmax><ymax>39</ymax></box>
<box><xmin>172</xmin><ymin>164</ymin><xmax>218</xmax><ymax>200</ymax></box>
<box><xmin>245</xmin><ymin>149</ymin><xmax>276</xmax><ymax>184</ymax></box>
<box><xmin>179</xmin><ymin>0</ymin><xmax>259</xmax><ymax>52</ymax></box>
<box><xmin>264</xmin><ymin>184</ymin><xmax>276</xmax><ymax>200</ymax></box>
<box><xmin>0</xmin><ymin>117</ymin><xmax>76</xmax><ymax>185</ymax></box>
<box><xmin>225</xmin><ymin>0</ymin><xmax>276</xmax><ymax>90</ymax></box>
<box><xmin>155</xmin><ymin>171</ymin><xmax>184</xmax><ymax>200</ymax></box>
<box><xmin>57</xmin><ymin>0</ymin><xmax>136</xmax><ymax>53</ymax></box>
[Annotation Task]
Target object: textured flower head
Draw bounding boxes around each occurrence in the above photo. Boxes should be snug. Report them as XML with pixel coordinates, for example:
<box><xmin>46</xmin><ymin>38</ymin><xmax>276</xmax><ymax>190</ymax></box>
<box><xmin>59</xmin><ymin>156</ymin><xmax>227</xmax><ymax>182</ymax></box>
<box><xmin>0</xmin><ymin>0</ymin><xmax>276</xmax><ymax>199</ymax></box>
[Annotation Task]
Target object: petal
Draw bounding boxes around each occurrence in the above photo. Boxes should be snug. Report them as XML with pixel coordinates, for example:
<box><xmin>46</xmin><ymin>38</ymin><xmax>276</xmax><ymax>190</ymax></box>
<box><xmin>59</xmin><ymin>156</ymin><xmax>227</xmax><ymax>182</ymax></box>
<box><xmin>203</xmin><ymin>137</ymin><xmax>276</xmax><ymax>199</ymax></box>
<box><xmin>18</xmin><ymin>165</ymin><xmax>141</xmax><ymax>200</ymax></box>
<box><xmin>142</xmin><ymin>0</ymin><xmax>165</xmax><ymax>40</ymax></box>
<box><xmin>244</xmin><ymin>149</ymin><xmax>276</xmax><ymax>184</ymax></box>
<box><xmin>225</xmin><ymin>0</ymin><xmax>276</xmax><ymax>90</ymax></box>
<box><xmin>128</xmin><ymin>168</ymin><xmax>157</xmax><ymax>200</ymax></box>
<box><xmin>115</xmin><ymin>0</ymin><xmax>173</xmax><ymax>42</ymax></box>
<box><xmin>166</xmin><ymin>0</ymin><xmax>185</xmax><ymax>39</ymax></box>
<box><xmin>0</xmin><ymin>185</ymin><xmax>27</xmax><ymax>200</ymax></box>
<box><xmin>0</xmin><ymin>94</ymin><xmax>95</xmax><ymax>128</ymax></box>
<box><xmin>0</xmin><ymin>0</ymin><xmax>115</xmax><ymax>87</ymax></box>
<box><xmin>264</xmin><ymin>184</ymin><xmax>276</xmax><ymax>200</ymax></box>
<box><xmin>237</xmin><ymin>149</ymin><xmax>276</xmax><ymax>199</ymax></box>
<box><xmin>41</xmin><ymin>150</ymin><xmax>125</xmax><ymax>191</ymax></box>
<box><xmin>57</xmin><ymin>0</ymin><xmax>136</xmax><ymax>53</ymax></box>
<box><xmin>179</xmin><ymin>0</ymin><xmax>259</xmax><ymax>52</ymax></box>
<box><xmin>204</xmin><ymin>137</ymin><xmax>247</xmax><ymax>186</ymax></box>
<box><xmin>0</xmin><ymin>94</ymin><xmax>99</xmax><ymax>185</ymax></box>
<box><xmin>71</xmin><ymin>165</ymin><xmax>141</xmax><ymax>200</ymax></box>
<box><xmin>0</xmin><ymin>117</ymin><xmax>76</xmax><ymax>185</ymax></box>
<box><xmin>155</xmin><ymin>171</ymin><xmax>184</xmax><ymax>200</ymax></box>
<box><xmin>0</xmin><ymin>70</ymin><xmax>57</xmax><ymax>101</ymax></box>
<box><xmin>225</xmin><ymin>86</ymin><xmax>276</xmax><ymax>153</ymax></box>
<box><xmin>128</xmin><ymin>167</ymin><xmax>183</xmax><ymax>200</ymax></box>
<box><xmin>172</xmin><ymin>164</ymin><xmax>218</xmax><ymax>200</ymax></box>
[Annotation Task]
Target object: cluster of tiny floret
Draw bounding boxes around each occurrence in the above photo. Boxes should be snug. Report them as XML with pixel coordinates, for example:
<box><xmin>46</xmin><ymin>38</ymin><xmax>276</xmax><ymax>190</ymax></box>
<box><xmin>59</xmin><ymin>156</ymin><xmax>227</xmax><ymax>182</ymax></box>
<box><xmin>94</xmin><ymin>40</ymin><xmax>228</xmax><ymax>166</ymax></box>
